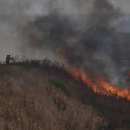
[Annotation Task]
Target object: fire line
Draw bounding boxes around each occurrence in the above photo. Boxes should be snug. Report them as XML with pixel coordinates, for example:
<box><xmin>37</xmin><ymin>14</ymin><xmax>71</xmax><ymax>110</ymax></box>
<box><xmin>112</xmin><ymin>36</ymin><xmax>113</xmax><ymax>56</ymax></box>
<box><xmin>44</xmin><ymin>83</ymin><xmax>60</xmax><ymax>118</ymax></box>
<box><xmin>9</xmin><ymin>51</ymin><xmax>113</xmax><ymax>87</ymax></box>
<box><xmin>70</xmin><ymin>67</ymin><xmax>130</xmax><ymax>101</ymax></box>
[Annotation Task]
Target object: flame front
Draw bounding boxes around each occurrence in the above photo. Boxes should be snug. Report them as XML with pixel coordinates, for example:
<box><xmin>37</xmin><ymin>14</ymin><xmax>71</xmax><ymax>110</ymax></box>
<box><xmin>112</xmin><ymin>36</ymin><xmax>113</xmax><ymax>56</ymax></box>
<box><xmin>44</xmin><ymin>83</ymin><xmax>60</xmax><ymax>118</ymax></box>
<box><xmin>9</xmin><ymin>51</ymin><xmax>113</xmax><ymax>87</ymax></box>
<box><xmin>70</xmin><ymin>67</ymin><xmax>130</xmax><ymax>101</ymax></box>
<box><xmin>71</xmin><ymin>68</ymin><xmax>100</xmax><ymax>93</ymax></box>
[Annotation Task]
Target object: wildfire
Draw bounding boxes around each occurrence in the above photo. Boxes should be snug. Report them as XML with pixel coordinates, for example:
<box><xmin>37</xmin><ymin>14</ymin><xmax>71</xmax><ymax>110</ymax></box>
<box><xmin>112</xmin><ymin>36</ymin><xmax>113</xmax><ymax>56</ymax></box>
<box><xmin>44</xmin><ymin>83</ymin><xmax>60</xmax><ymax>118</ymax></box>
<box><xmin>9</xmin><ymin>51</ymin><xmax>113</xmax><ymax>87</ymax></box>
<box><xmin>71</xmin><ymin>68</ymin><xmax>100</xmax><ymax>93</ymax></box>
<box><xmin>70</xmin><ymin>67</ymin><xmax>130</xmax><ymax>101</ymax></box>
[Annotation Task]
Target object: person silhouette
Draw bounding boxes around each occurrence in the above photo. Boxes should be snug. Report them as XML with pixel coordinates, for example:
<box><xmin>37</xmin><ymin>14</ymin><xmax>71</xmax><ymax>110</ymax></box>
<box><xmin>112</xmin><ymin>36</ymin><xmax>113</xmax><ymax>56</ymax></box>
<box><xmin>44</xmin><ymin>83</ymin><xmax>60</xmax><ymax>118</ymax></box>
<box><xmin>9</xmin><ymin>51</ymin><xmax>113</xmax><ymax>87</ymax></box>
<box><xmin>6</xmin><ymin>55</ymin><xmax>11</xmax><ymax>64</ymax></box>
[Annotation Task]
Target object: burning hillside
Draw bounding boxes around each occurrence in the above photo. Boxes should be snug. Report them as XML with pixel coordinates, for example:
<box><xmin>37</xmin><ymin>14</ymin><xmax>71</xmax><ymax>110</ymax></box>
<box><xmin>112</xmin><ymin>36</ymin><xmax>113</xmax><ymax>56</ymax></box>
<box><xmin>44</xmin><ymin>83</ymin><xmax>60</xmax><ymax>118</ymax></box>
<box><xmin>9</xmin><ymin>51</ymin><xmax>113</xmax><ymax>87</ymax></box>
<box><xmin>20</xmin><ymin>0</ymin><xmax>130</xmax><ymax>103</ymax></box>
<box><xmin>71</xmin><ymin>67</ymin><xmax>130</xmax><ymax>100</ymax></box>
<box><xmin>0</xmin><ymin>0</ymin><xmax>130</xmax><ymax>130</ymax></box>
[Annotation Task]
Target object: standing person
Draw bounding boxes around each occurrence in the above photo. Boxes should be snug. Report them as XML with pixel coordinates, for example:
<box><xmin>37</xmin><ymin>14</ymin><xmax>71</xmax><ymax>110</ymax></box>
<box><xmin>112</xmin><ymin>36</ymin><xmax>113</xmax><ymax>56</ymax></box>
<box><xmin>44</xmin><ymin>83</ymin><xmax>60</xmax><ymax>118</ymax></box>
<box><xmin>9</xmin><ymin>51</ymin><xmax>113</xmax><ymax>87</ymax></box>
<box><xmin>6</xmin><ymin>55</ymin><xmax>11</xmax><ymax>64</ymax></box>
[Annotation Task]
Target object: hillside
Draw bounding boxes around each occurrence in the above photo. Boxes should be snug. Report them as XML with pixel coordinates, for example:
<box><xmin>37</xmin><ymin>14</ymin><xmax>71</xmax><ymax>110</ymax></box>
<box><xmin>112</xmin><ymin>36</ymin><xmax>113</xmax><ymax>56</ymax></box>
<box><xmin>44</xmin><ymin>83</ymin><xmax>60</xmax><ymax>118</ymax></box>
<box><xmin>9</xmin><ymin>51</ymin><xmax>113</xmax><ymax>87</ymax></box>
<box><xmin>0</xmin><ymin>63</ymin><xmax>130</xmax><ymax>130</ymax></box>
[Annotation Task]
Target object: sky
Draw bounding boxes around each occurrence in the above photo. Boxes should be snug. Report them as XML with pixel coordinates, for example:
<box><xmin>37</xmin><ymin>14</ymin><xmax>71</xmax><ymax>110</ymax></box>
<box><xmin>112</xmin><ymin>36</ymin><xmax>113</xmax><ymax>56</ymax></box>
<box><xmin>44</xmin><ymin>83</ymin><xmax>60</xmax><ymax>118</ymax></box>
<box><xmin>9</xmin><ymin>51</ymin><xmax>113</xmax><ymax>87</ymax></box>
<box><xmin>0</xmin><ymin>0</ymin><xmax>130</xmax><ymax>60</ymax></box>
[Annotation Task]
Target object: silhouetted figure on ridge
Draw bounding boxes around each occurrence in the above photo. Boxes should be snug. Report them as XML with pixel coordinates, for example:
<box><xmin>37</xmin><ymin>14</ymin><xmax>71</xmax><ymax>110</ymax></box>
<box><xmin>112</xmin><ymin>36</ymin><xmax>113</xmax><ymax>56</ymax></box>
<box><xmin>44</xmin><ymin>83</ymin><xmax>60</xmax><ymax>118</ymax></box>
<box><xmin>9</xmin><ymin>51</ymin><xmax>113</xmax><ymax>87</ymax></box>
<box><xmin>6</xmin><ymin>55</ymin><xmax>13</xmax><ymax>64</ymax></box>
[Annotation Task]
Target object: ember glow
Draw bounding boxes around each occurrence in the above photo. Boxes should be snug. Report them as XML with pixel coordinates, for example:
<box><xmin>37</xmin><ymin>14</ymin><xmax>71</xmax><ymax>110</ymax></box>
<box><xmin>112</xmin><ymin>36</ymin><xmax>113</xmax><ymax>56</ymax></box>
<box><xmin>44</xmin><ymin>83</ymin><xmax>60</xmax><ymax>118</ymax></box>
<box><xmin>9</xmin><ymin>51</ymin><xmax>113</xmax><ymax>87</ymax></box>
<box><xmin>70</xmin><ymin>67</ymin><xmax>130</xmax><ymax>100</ymax></box>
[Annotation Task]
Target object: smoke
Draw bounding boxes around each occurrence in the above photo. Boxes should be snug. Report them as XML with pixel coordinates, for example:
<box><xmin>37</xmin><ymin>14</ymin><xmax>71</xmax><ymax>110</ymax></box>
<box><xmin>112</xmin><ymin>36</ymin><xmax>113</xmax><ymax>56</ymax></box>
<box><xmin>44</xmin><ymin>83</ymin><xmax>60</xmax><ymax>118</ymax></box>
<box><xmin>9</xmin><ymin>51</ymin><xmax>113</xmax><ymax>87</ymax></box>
<box><xmin>21</xmin><ymin>0</ymin><xmax>125</xmax><ymax>86</ymax></box>
<box><xmin>1</xmin><ymin>0</ymin><xmax>130</xmax><ymax>87</ymax></box>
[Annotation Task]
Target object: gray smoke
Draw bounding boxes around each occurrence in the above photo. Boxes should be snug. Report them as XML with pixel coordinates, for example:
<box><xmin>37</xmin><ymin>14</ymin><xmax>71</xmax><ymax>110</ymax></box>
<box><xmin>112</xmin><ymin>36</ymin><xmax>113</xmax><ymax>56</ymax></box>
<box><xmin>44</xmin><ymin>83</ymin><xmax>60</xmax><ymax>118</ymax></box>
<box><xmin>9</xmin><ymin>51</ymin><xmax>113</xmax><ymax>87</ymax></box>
<box><xmin>22</xmin><ymin>0</ymin><xmax>130</xmax><ymax>87</ymax></box>
<box><xmin>1</xmin><ymin>0</ymin><xmax>130</xmax><ymax>87</ymax></box>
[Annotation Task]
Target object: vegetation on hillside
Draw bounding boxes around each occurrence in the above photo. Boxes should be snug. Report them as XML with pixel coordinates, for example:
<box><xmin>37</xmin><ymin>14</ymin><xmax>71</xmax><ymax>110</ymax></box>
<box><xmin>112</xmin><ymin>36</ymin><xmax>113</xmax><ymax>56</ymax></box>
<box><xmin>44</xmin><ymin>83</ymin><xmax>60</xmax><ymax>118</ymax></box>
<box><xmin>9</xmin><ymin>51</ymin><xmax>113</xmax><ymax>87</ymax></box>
<box><xmin>0</xmin><ymin>60</ymin><xmax>130</xmax><ymax>130</ymax></box>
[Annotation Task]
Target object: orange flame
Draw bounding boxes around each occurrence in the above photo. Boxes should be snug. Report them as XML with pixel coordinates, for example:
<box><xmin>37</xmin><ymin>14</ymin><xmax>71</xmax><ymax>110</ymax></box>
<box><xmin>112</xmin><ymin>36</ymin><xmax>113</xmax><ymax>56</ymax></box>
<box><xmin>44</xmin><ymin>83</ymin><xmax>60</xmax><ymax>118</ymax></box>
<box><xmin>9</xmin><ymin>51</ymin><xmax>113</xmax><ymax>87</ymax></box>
<box><xmin>97</xmin><ymin>78</ymin><xmax>130</xmax><ymax>100</ymax></box>
<box><xmin>71</xmin><ymin>68</ymin><xmax>99</xmax><ymax>93</ymax></box>
<box><xmin>70</xmin><ymin>67</ymin><xmax>130</xmax><ymax>101</ymax></box>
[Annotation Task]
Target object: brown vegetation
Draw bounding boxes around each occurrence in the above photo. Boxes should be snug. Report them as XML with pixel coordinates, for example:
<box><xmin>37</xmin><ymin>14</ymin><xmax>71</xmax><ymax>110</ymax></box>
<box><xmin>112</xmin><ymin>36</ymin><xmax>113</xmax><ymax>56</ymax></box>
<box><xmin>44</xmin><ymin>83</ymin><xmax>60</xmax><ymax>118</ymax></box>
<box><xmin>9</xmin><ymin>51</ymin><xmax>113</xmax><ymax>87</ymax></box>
<box><xmin>0</xmin><ymin>63</ymin><xmax>129</xmax><ymax>130</ymax></box>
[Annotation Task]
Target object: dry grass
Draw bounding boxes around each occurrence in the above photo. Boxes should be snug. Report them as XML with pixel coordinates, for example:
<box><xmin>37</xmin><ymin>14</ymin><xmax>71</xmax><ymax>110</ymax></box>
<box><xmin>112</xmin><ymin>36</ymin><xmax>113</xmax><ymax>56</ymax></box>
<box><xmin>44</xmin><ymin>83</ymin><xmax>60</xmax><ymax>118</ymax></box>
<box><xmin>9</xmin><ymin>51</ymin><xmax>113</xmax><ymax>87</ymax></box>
<box><xmin>0</xmin><ymin>64</ymin><xmax>129</xmax><ymax>130</ymax></box>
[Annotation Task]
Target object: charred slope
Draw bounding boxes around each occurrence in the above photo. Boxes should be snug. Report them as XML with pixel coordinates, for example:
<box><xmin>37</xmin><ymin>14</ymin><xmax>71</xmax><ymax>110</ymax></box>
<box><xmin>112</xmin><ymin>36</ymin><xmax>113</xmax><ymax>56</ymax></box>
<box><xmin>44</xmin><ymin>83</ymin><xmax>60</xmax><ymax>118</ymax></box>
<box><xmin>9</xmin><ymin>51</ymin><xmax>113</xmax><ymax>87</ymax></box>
<box><xmin>0</xmin><ymin>64</ymin><xmax>130</xmax><ymax>130</ymax></box>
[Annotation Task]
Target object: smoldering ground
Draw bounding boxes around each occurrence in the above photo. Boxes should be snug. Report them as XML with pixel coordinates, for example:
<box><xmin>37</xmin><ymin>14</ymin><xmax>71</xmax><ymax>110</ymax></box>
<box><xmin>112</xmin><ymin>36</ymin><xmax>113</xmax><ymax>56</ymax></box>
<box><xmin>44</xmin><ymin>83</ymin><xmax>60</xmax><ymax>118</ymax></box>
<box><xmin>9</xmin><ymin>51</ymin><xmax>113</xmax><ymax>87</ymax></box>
<box><xmin>1</xmin><ymin>0</ymin><xmax>130</xmax><ymax>87</ymax></box>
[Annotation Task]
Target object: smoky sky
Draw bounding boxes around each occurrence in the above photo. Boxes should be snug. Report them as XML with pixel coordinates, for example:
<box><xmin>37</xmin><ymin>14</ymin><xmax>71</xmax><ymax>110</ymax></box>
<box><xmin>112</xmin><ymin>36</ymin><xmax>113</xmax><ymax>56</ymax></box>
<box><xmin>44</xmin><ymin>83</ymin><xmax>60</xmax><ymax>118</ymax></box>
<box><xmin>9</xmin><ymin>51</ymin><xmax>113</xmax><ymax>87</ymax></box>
<box><xmin>1</xmin><ymin>0</ymin><xmax>130</xmax><ymax>87</ymax></box>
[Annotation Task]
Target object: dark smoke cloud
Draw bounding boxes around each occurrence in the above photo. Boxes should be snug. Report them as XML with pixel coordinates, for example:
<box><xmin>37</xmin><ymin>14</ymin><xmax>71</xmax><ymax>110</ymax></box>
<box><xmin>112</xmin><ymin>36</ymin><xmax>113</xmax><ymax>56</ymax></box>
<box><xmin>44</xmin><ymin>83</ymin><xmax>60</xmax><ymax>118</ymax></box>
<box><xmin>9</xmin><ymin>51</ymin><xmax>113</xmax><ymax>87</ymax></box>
<box><xmin>22</xmin><ymin>0</ymin><xmax>130</xmax><ymax>87</ymax></box>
